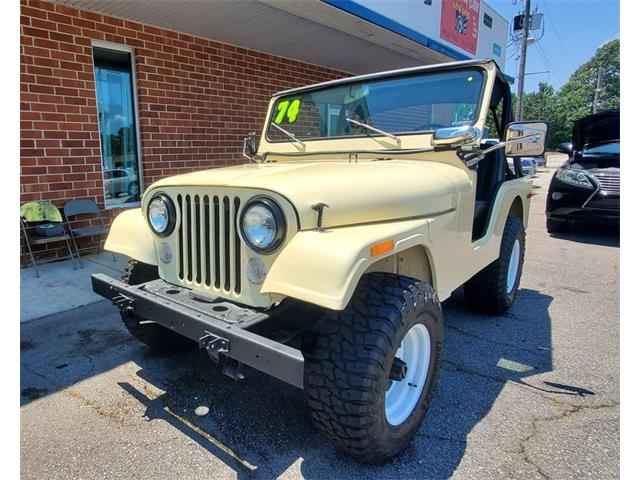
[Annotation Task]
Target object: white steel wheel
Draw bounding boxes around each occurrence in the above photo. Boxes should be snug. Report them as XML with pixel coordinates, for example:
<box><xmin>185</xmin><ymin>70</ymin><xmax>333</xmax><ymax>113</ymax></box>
<box><xmin>385</xmin><ymin>323</ymin><xmax>431</xmax><ymax>426</ymax></box>
<box><xmin>506</xmin><ymin>238</ymin><xmax>521</xmax><ymax>294</ymax></box>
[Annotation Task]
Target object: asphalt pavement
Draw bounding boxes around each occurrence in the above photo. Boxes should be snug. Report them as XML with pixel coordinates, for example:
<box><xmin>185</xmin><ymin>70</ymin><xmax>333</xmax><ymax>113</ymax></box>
<box><xmin>20</xmin><ymin>155</ymin><xmax>619</xmax><ymax>479</ymax></box>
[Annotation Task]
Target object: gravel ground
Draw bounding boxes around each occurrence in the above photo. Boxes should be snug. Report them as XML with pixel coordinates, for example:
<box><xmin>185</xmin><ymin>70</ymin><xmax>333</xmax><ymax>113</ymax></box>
<box><xmin>21</xmin><ymin>154</ymin><xmax>619</xmax><ymax>479</ymax></box>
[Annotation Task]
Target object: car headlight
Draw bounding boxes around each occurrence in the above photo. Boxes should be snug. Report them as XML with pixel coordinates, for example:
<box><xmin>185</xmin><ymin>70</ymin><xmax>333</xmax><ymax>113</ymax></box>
<box><xmin>555</xmin><ymin>168</ymin><xmax>595</xmax><ymax>189</ymax></box>
<box><xmin>147</xmin><ymin>194</ymin><xmax>176</xmax><ymax>236</ymax></box>
<box><xmin>241</xmin><ymin>197</ymin><xmax>286</xmax><ymax>253</ymax></box>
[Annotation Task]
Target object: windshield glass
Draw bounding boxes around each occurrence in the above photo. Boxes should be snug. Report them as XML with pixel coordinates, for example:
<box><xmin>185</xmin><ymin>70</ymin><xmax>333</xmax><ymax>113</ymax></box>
<box><xmin>266</xmin><ymin>69</ymin><xmax>484</xmax><ymax>142</ymax></box>
<box><xmin>583</xmin><ymin>142</ymin><xmax>620</xmax><ymax>154</ymax></box>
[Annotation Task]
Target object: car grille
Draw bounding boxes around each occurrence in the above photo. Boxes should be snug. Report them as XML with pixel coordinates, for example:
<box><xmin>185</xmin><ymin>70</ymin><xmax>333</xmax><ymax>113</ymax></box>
<box><xmin>585</xmin><ymin>196</ymin><xmax>620</xmax><ymax>211</ymax></box>
<box><xmin>176</xmin><ymin>193</ymin><xmax>242</xmax><ymax>295</ymax></box>
<box><xmin>593</xmin><ymin>173</ymin><xmax>620</xmax><ymax>194</ymax></box>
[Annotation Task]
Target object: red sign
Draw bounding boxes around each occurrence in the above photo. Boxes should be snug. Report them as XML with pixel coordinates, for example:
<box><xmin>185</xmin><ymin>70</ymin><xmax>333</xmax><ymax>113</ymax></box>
<box><xmin>440</xmin><ymin>0</ymin><xmax>480</xmax><ymax>55</ymax></box>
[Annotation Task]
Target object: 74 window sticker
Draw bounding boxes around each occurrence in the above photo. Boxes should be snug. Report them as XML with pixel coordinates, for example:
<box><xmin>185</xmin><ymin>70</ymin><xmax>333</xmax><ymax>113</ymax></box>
<box><xmin>274</xmin><ymin>98</ymin><xmax>301</xmax><ymax>124</ymax></box>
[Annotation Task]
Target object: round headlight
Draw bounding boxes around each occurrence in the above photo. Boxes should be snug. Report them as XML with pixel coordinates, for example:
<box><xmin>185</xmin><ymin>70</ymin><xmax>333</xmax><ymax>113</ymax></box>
<box><xmin>147</xmin><ymin>194</ymin><xmax>176</xmax><ymax>236</ymax></box>
<box><xmin>241</xmin><ymin>197</ymin><xmax>285</xmax><ymax>253</ymax></box>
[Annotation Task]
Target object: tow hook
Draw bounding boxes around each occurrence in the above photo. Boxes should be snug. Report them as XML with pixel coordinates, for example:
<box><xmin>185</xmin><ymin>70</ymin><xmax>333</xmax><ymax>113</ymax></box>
<box><xmin>112</xmin><ymin>292</ymin><xmax>135</xmax><ymax>313</ymax></box>
<box><xmin>199</xmin><ymin>332</ymin><xmax>229</xmax><ymax>362</ymax></box>
<box><xmin>199</xmin><ymin>333</ymin><xmax>245</xmax><ymax>381</ymax></box>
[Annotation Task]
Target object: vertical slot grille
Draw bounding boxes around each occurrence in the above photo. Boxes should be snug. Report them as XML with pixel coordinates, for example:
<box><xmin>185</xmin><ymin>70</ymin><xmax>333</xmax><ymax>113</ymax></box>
<box><xmin>176</xmin><ymin>192</ymin><xmax>242</xmax><ymax>295</ymax></box>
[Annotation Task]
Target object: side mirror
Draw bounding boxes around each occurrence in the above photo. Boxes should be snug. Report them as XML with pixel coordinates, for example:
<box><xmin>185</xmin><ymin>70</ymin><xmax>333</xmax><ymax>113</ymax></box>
<box><xmin>557</xmin><ymin>142</ymin><xmax>572</xmax><ymax>155</ymax></box>
<box><xmin>242</xmin><ymin>132</ymin><xmax>258</xmax><ymax>161</ymax></box>
<box><xmin>431</xmin><ymin>126</ymin><xmax>482</xmax><ymax>149</ymax></box>
<box><xmin>504</xmin><ymin>121</ymin><xmax>548</xmax><ymax>157</ymax></box>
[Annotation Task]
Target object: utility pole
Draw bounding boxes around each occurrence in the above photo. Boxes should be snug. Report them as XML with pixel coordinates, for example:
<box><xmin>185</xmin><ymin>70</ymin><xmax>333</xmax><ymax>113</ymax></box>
<box><xmin>592</xmin><ymin>66</ymin><xmax>603</xmax><ymax>114</ymax></box>
<box><xmin>515</xmin><ymin>0</ymin><xmax>531</xmax><ymax>121</ymax></box>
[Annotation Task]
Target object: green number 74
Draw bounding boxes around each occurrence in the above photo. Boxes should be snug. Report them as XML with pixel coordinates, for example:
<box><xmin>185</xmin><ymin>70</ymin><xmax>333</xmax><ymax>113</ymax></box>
<box><xmin>274</xmin><ymin>99</ymin><xmax>301</xmax><ymax>124</ymax></box>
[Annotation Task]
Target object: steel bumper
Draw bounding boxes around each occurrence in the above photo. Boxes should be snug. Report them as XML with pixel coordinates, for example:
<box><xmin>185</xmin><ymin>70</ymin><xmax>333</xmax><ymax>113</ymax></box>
<box><xmin>91</xmin><ymin>273</ymin><xmax>305</xmax><ymax>388</ymax></box>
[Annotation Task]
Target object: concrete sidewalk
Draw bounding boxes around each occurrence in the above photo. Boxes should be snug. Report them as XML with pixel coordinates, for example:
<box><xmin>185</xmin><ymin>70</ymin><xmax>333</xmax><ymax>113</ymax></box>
<box><xmin>20</xmin><ymin>252</ymin><xmax>128</xmax><ymax>322</ymax></box>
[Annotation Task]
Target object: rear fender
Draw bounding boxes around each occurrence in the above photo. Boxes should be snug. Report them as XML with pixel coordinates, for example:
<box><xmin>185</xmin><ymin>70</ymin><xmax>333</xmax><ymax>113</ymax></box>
<box><xmin>104</xmin><ymin>209</ymin><xmax>158</xmax><ymax>265</ymax></box>
<box><xmin>261</xmin><ymin>219</ymin><xmax>434</xmax><ymax>310</ymax></box>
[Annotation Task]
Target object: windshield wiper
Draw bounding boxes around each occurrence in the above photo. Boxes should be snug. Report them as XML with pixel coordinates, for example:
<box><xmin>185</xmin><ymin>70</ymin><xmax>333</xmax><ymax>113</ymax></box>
<box><xmin>346</xmin><ymin>118</ymin><xmax>400</xmax><ymax>144</ymax></box>
<box><xmin>270</xmin><ymin>122</ymin><xmax>305</xmax><ymax>148</ymax></box>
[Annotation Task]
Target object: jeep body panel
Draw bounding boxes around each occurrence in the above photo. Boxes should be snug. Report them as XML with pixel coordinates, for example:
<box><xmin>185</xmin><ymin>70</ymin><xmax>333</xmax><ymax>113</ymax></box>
<box><xmin>105</xmin><ymin>208</ymin><xmax>158</xmax><ymax>266</ymax></box>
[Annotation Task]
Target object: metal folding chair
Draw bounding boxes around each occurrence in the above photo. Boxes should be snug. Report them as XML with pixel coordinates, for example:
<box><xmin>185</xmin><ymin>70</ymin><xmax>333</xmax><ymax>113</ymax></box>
<box><xmin>63</xmin><ymin>199</ymin><xmax>114</xmax><ymax>267</ymax></box>
<box><xmin>20</xmin><ymin>201</ymin><xmax>79</xmax><ymax>278</ymax></box>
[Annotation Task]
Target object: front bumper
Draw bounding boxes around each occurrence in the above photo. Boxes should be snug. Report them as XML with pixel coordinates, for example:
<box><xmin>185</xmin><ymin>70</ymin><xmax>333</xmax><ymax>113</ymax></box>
<box><xmin>545</xmin><ymin>179</ymin><xmax>619</xmax><ymax>222</ymax></box>
<box><xmin>91</xmin><ymin>274</ymin><xmax>305</xmax><ymax>388</ymax></box>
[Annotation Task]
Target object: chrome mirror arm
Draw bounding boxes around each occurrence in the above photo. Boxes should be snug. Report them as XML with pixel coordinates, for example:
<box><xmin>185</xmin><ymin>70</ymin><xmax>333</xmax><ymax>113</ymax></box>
<box><xmin>462</xmin><ymin>133</ymin><xmax>541</xmax><ymax>167</ymax></box>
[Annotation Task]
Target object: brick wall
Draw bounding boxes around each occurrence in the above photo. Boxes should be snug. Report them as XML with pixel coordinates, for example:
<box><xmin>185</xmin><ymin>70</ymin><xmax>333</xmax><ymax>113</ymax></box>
<box><xmin>20</xmin><ymin>0</ymin><xmax>346</xmax><ymax>263</ymax></box>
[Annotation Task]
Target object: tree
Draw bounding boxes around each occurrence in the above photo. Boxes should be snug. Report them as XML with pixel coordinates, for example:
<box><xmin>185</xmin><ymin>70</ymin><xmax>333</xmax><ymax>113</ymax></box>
<box><xmin>523</xmin><ymin>82</ymin><xmax>556</xmax><ymax>122</ymax></box>
<box><xmin>552</xmin><ymin>39</ymin><xmax>620</xmax><ymax>144</ymax></box>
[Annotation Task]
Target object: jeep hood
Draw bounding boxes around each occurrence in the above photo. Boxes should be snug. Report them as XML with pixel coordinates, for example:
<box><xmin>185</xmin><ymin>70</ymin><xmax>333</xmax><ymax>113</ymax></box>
<box><xmin>149</xmin><ymin>160</ymin><xmax>471</xmax><ymax>230</ymax></box>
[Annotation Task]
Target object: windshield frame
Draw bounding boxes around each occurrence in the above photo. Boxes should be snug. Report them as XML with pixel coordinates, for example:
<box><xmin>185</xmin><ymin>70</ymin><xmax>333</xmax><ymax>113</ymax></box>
<box><xmin>264</xmin><ymin>67</ymin><xmax>487</xmax><ymax>144</ymax></box>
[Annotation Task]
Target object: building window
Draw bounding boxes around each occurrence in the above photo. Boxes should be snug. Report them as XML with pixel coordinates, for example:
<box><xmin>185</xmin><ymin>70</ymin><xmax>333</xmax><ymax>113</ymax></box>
<box><xmin>93</xmin><ymin>44</ymin><xmax>142</xmax><ymax>208</ymax></box>
<box><xmin>483</xmin><ymin>13</ymin><xmax>493</xmax><ymax>28</ymax></box>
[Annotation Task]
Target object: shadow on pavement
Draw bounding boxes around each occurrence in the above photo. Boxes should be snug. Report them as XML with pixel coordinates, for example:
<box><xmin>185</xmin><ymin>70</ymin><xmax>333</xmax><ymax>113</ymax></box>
<box><xmin>21</xmin><ymin>286</ymin><xmax>581</xmax><ymax>478</ymax></box>
<box><xmin>548</xmin><ymin>223</ymin><xmax>619</xmax><ymax>248</ymax></box>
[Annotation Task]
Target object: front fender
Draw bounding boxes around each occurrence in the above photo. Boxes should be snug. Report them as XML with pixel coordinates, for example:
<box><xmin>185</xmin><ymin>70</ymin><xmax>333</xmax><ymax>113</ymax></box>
<box><xmin>261</xmin><ymin>219</ymin><xmax>429</xmax><ymax>310</ymax></box>
<box><xmin>104</xmin><ymin>209</ymin><xmax>158</xmax><ymax>265</ymax></box>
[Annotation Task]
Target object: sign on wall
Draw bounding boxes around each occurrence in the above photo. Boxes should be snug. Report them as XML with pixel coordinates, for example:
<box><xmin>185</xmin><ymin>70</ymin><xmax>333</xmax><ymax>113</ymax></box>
<box><xmin>440</xmin><ymin>0</ymin><xmax>480</xmax><ymax>55</ymax></box>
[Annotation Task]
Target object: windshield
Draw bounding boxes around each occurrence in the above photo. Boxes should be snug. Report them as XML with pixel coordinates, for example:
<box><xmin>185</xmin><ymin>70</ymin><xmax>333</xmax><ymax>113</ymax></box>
<box><xmin>583</xmin><ymin>142</ymin><xmax>620</xmax><ymax>155</ymax></box>
<box><xmin>266</xmin><ymin>69</ymin><xmax>485</xmax><ymax>142</ymax></box>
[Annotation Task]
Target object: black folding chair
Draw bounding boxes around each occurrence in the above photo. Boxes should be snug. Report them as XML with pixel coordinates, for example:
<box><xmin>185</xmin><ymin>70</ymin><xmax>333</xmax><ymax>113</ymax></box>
<box><xmin>20</xmin><ymin>201</ymin><xmax>79</xmax><ymax>277</ymax></box>
<box><xmin>63</xmin><ymin>199</ymin><xmax>114</xmax><ymax>267</ymax></box>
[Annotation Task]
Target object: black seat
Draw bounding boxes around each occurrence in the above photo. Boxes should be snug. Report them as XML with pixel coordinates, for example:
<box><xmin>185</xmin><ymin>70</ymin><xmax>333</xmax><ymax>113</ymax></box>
<box><xmin>474</xmin><ymin>200</ymin><xmax>489</xmax><ymax>221</ymax></box>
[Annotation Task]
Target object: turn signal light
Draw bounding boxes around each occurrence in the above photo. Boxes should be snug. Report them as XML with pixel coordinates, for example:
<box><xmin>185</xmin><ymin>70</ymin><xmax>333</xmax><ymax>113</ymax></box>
<box><xmin>370</xmin><ymin>239</ymin><xmax>394</xmax><ymax>257</ymax></box>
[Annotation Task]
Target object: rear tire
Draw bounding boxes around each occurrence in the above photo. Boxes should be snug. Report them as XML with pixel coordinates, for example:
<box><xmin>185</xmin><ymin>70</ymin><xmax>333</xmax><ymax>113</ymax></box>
<box><xmin>304</xmin><ymin>273</ymin><xmax>444</xmax><ymax>464</ymax></box>
<box><xmin>121</xmin><ymin>260</ymin><xmax>195</xmax><ymax>353</ymax></box>
<box><xmin>464</xmin><ymin>216</ymin><xmax>525</xmax><ymax>315</ymax></box>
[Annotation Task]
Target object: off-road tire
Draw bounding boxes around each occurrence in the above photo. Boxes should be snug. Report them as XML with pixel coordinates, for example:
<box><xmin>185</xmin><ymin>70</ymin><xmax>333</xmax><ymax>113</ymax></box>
<box><xmin>546</xmin><ymin>217</ymin><xmax>567</xmax><ymax>234</ymax></box>
<box><xmin>304</xmin><ymin>273</ymin><xmax>444</xmax><ymax>464</ymax></box>
<box><xmin>120</xmin><ymin>260</ymin><xmax>195</xmax><ymax>353</ymax></box>
<box><xmin>464</xmin><ymin>216</ymin><xmax>525</xmax><ymax>314</ymax></box>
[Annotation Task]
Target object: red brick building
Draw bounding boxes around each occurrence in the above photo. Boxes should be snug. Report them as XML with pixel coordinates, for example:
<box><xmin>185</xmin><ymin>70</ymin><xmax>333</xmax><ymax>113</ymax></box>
<box><xmin>20</xmin><ymin>0</ymin><xmax>482</xmax><ymax>262</ymax></box>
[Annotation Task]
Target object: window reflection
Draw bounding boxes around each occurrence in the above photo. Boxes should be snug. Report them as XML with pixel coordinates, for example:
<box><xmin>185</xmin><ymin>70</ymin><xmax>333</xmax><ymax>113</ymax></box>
<box><xmin>93</xmin><ymin>47</ymin><xmax>141</xmax><ymax>207</ymax></box>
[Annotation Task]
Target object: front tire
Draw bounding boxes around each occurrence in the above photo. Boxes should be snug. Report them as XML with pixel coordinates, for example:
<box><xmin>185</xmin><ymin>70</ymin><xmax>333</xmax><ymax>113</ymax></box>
<box><xmin>121</xmin><ymin>260</ymin><xmax>195</xmax><ymax>353</ymax></box>
<box><xmin>464</xmin><ymin>216</ymin><xmax>525</xmax><ymax>314</ymax></box>
<box><xmin>304</xmin><ymin>273</ymin><xmax>444</xmax><ymax>464</ymax></box>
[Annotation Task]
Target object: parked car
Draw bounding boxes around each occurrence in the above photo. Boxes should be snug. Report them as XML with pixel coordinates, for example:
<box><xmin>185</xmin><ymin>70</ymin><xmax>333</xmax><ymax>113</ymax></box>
<box><xmin>546</xmin><ymin>110</ymin><xmax>619</xmax><ymax>232</ymax></box>
<box><xmin>91</xmin><ymin>60</ymin><xmax>548</xmax><ymax>463</ymax></box>
<box><xmin>104</xmin><ymin>168</ymin><xmax>139</xmax><ymax>199</ymax></box>
<box><xmin>508</xmin><ymin>156</ymin><xmax>538</xmax><ymax>177</ymax></box>
<box><xmin>533</xmin><ymin>155</ymin><xmax>547</xmax><ymax>167</ymax></box>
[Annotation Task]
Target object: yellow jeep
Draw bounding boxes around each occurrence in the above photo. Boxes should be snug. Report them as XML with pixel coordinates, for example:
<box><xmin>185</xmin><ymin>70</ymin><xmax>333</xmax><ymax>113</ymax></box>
<box><xmin>92</xmin><ymin>59</ymin><xmax>547</xmax><ymax>463</ymax></box>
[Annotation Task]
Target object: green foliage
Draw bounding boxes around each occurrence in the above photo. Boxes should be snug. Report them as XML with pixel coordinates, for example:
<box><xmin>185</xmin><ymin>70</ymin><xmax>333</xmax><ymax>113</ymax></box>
<box><xmin>518</xmin><ymin>39</ymin><xmax>619</xmax><ymax>148</ymax></box>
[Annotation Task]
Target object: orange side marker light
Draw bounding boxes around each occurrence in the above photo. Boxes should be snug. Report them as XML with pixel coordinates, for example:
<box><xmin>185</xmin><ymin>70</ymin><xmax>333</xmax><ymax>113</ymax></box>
<box><xmin>370</xmin><ymin>239</ymin><xmax>394</xmax><ymax>257</ymax></box>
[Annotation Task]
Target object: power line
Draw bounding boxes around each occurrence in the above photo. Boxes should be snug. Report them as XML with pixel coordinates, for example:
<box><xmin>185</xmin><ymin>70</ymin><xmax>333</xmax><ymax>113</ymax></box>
<box><xmin>540</xmin><ymin>0</ymin><xmax>578</xmax><ymax>71</ymax></box>
<box><xmin>533</xmin><ymin>41</ymin><xmax>563</xmax><ymax>86</ymax></box>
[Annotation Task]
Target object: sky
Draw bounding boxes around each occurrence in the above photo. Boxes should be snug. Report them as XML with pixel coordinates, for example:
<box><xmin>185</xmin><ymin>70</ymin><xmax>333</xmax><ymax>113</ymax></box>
<box><xmin>487</xmin><ymin>0</ymin><xmax>620</xmax><ymax>92</ymax></box>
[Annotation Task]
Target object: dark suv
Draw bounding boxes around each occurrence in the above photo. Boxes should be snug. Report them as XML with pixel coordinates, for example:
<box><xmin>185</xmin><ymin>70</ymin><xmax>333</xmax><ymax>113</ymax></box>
<box><xmin>546</xmin><ymin>110</ymin><xmax>619</xmax><ymax>232</ymax></box>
